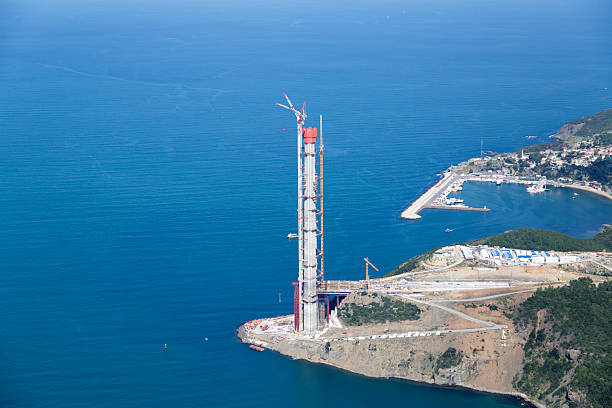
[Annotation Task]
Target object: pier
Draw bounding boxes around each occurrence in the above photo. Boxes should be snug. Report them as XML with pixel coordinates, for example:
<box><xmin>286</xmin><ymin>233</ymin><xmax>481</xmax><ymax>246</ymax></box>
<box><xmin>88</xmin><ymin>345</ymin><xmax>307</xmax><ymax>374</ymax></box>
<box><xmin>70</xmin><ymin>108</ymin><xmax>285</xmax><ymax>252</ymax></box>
<box><xmin>400</xmin><ymin>172</ymin><xmax>457</xmax><ymax>219</ymax></box>
<box><xmin>427</xmin><ymin>204</ymin><xmax>490</xmax><ymax>212</ymax></box>
<box><xmin>401</xmin><ymin>172</ymin><xmax>491</xmax><ymax>219</ymax></box>
<box><xmin>400</xmin><ymin>172</ymin><xmax>552</xmax><ymax>220</ymax></box>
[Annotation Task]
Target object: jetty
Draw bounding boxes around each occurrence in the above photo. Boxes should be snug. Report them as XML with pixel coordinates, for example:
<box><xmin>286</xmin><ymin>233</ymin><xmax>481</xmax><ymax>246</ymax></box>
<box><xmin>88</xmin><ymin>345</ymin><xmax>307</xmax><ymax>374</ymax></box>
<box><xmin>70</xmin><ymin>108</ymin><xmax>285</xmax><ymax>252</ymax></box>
<box><xmin>401</xmin><ymin>171</ymin><xmax>581</xmax><ymax>220</ymax></box>
<box><xmin>427</xmin><ymin>204</ymin><xmax>490</xmax><ymax>213</ymax></box>
<box><xmin>401</xmin><ymin>172</ymin><xmax>491</xmax><ymax>219</ymax></box>
<box><xmin>401</xmin><ymin>172</ymin><xmax>456</xmax><ymax>219</ymax></box>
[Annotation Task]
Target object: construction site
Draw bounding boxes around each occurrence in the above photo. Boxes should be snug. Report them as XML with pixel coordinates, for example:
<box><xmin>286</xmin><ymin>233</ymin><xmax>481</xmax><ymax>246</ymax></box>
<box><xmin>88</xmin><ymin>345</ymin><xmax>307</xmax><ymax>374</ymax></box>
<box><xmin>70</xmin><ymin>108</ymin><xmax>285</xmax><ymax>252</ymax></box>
<box><xmin>236</xmin><ymin>97</ymin><xmax>611</xmax><ymax>400</ymax></box>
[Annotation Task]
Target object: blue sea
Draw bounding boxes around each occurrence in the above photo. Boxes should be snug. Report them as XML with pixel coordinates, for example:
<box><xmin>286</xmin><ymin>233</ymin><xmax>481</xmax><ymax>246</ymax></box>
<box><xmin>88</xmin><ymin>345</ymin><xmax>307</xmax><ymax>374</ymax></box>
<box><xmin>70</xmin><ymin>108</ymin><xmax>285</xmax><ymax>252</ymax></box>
<box><xmin>1</xmin><ymin>0</ymin><xmax>611</xmax><ymax>407</ymax></box>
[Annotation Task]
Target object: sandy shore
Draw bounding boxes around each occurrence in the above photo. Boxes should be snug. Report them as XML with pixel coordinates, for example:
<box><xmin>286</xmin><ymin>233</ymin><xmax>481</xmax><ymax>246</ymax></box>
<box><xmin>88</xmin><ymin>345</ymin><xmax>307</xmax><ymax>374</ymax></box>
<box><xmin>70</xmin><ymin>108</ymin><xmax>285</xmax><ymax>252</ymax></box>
<box><xmin>560</xmin><ymin>183</ymin><xmax>612</xmax><ymax>201</ymax></box>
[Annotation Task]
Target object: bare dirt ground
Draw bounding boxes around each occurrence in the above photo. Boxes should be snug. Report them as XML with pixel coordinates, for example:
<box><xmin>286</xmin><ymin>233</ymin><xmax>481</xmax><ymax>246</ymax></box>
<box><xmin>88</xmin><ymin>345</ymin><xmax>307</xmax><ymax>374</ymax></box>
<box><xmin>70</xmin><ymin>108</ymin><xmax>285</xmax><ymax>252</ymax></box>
<box><xmin>238</xmin><ymin>266</ymin><xmax>610</xmax><ymax>408</ymax></box>
<box><xmin>415</xmin><ymin>263</ymin><xmax>596</xmax><ymax>283</ymax></box>
<box><xmin>239</xmin><ymin>288</ymin><xmax>536</xmax><ymax>402</ymax></box>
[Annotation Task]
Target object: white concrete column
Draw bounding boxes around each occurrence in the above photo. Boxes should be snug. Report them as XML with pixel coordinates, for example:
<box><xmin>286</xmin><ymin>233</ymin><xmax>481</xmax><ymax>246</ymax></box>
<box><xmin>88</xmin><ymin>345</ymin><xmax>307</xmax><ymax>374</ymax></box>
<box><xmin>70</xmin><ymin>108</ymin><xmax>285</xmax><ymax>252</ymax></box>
<box><xmin>302</xmin><ymin>140</ymin><xmax>318</xmax><ymax>333</ymax></box>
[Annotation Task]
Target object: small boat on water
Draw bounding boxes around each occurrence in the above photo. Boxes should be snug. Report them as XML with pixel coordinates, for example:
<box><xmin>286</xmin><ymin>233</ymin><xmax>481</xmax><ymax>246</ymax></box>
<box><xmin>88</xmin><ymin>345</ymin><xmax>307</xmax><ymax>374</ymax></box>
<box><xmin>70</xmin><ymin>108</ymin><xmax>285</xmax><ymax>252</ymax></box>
<box><xmin>496</xmin><ymin>180</ymin><xmax>502</xmax><ymax>185</ymax></box>
<box><xmin>287</xmin><ymin>233</ymin><xmax>298</xmax><ymax>239</ymax></box>
<box><xmin>249</xmin><ymin>345</ymin><xmax>264</xmax><ymax>352</ymax></box>
<box><xmin>445</xmin><ymin>228</ymin><xmax>453</xmax><ymax>233</ymax></box>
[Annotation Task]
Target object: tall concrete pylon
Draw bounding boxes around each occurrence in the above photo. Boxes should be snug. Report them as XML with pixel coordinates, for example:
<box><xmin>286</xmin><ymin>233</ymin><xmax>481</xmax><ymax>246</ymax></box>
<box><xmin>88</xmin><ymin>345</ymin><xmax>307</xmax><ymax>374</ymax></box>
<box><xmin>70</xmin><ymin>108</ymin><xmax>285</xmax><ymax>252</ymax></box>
<box><xmin>302</xmin><ymin>126</ymin><xmax>319</xmax><ymax>333</ymax></box>
<box><xmin>276</xmin><ymin>95</ymin><xmax>321</xmax><ymax>334</ymax></box>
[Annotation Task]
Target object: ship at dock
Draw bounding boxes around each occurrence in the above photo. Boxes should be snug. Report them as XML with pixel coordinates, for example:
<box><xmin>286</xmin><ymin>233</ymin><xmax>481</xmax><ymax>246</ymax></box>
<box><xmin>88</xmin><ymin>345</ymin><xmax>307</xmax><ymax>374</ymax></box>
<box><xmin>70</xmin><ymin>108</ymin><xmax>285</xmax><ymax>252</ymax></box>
<box><xmin>527</xmin><ymin>180</ymin><xmax>546</xmax><ymax>194</ymax></box>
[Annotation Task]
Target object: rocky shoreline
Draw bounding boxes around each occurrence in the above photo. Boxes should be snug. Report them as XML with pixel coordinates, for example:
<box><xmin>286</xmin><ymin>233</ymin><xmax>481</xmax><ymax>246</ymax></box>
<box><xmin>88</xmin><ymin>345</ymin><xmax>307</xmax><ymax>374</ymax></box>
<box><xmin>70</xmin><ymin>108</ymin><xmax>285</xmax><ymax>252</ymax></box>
<box><xmin>236</xmin><ymin>288</ymin><xmax>551</xmax><ymax>407</ymax></box>
<box><xmin>237</xmin><ymin>258</ymin><xmax>611</xmax><ymax>408</ymax></box>
<box><xmin>237</xmin><ymin>322</ymin><xmax>543</xmax><ymax>408</ymax></box>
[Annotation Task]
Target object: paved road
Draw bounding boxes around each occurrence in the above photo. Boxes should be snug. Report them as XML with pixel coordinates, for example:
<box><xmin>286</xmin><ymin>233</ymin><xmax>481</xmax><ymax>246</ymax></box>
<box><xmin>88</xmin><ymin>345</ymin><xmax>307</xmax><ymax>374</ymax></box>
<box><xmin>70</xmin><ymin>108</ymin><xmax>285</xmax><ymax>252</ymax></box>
<box><xmin>400</xmin><ymin>294</ymin><xmax>498</xmax><ymax>328</ymax></box>
<box><xmin>317</xmin><ymin>291</ymin><xmax>533</xmax><ymax>343</ymax></box>
<box><xmin>433</xmin><ymin>289</ymin><xmax>537</xmax><ymax>303</ymax></box>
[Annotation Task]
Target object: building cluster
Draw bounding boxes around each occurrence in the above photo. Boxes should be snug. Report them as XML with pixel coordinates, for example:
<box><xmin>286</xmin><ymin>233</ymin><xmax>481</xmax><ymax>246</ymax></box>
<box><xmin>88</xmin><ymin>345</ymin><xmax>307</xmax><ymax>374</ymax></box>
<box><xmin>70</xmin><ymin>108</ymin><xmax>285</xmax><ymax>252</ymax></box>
<box><xmin>513</xmin><ymin>145</ymin><xmax>611</xmax><ymax>169</ymax></box>
<box><xmin>448</xmin><ymin>245</ymin><xmax>580</xmax><ymax>266</ymax></box>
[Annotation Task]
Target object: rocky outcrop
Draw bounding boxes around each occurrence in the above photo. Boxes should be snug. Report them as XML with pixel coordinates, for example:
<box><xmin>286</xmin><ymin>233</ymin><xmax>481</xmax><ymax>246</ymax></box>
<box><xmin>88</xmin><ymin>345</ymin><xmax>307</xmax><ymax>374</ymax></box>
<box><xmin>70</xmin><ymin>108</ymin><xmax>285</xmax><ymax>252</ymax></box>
<box><xmin>236</xmin><ymin>291</ymin><xmax>553</xmax><ymax>408</ymax></box>
<box><xmin>566</xmin><ymin>388</ymin><xmax>588</xmax><ymax>405</ymax></box>
<box><xmin>565</xmin><ymin>349</ymin><xmax>580</xmax><ymax>361</ymax></box>
<box><xmin>553</xmin><ymin>122</ymin><xmax>585</xmax><ymax>141</ymax></box>
<box><xmin>267</xmin><ymin>328</ymin><xmax>525</xmax><ymax>396</ymax></box>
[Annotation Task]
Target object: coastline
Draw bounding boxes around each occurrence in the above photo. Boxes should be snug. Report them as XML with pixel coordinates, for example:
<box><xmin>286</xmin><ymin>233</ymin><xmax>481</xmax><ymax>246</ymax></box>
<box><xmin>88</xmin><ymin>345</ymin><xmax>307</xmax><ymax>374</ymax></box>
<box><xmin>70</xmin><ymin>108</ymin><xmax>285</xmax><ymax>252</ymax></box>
<box><xmin>560</xmin><ymin>183</ymin><xmax>612</xmax><ymax>201</ymax></box>
<box><xmin>400</xmin><ymin>169</ymin><xmax>612</xmax><ymax>221</ymax></box>
<box><xmin>237</xmin><ymin>323</ymin><xmax>544</xmax><ymax>408</ymax></box>
<box><xmin>240</xmin><ymin>110</ymin><xmax>612</xmax><ymax>407</ymax></box>
<box><xmin>238</xmin><ymin>265</ymin><xmax>612</xmax><ymax>408</ymax></box>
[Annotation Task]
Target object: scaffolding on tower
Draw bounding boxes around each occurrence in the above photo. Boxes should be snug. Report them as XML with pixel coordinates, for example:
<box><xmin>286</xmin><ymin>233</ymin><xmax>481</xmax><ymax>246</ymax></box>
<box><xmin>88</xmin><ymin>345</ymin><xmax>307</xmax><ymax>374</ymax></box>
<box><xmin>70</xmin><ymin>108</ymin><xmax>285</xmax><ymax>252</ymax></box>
<box><xmin>277</xmin><ymin>94</ymin><xmax>323</xmax><ymax>334</ymax></box>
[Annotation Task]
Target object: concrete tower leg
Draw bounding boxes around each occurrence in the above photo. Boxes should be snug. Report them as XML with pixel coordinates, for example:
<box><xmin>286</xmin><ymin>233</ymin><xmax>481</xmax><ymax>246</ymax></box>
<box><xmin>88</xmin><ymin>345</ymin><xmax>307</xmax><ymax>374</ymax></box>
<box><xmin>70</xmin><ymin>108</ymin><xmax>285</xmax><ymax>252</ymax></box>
<box><xmin>302</xmin><ymin>128</ymin><xmax>319</xmax><ymax>334</ymax></box>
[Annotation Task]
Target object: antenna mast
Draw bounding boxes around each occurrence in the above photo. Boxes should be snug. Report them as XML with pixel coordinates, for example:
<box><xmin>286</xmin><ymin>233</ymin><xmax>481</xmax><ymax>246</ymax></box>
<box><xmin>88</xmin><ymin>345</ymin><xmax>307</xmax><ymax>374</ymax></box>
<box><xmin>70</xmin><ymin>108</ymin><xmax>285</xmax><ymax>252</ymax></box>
<box><xmin>481</xmin><ymin>134</ymin><xmax>483</xmax><ymax>158</ymax></box>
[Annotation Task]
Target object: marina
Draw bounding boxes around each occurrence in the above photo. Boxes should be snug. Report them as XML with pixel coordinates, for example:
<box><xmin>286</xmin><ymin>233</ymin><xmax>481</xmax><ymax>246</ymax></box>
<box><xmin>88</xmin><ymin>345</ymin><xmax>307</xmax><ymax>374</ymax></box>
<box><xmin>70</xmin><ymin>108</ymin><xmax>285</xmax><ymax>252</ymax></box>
<box><xmin>401</xmin><ymin>171</ymin><xmax>496</xmax><ymax>219</ymax></box>
<box><xmin>401</xmin><ymin>170</ymin><xmax>608</xmax><ymax>220</ymax></box>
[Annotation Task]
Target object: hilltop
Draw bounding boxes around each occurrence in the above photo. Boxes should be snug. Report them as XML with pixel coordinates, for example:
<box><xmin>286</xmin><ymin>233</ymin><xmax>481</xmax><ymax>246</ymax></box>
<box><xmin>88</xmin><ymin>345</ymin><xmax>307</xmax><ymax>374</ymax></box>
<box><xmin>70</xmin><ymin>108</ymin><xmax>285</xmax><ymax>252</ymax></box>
<box><xmin>552</xmin><ymin>108</ymin><xmax>612</xmax><ymax>145</ymax></box>
<box><xmin>521</xmin><ymin>108</ymin><xmax>612</xmax><ymax>153</ymax></box>
<box><xmin>511</xmin><ymin>279</ymin><xmax>612</xmax><ymax>408</ymax></box>
<box><xmin>468</xmin><ymin>227</ymin><xmax>612</xmax><ymax>253</ymax></box>
<box><xmin>384</xmin><ymin>227</ymin><xmax>611</xmax><ymax>277</ymax></box>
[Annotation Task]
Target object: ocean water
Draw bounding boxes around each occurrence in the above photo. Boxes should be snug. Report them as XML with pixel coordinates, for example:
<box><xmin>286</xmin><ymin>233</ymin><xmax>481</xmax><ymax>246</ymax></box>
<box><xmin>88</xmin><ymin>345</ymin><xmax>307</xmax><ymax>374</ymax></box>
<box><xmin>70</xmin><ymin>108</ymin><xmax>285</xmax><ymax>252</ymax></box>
<box><xmin>0</xmin><ymin>0</ymin><xmax>611</xmax><ymax>407</ymax></box>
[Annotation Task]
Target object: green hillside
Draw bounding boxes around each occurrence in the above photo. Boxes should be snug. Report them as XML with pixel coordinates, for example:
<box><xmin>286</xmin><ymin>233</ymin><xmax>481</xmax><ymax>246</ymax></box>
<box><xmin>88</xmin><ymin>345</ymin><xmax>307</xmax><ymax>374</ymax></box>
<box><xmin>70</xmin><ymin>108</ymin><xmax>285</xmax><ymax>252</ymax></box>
<box><xmin>568</xmin><ymin>108</ymin><xmax>612</xmax><ymax>140</ymax></box>
<box><xmin>383</xmin><ymin>227</ymin><xmax>611</xmax><ymax>278</ymax></box>
<box><xmin>512</xmin><ymin>279</ymin><xmax>612</xmax><ymax>408</ymax></box>
<box><xmin>468</xmin><ymin>227</ymin><xmax>611</xmax><ymax>252</ymax></box>
<box><xmin>519</xmin><ymin>108</ymin><xmax>612</xmax><ymax>153</ymax></box>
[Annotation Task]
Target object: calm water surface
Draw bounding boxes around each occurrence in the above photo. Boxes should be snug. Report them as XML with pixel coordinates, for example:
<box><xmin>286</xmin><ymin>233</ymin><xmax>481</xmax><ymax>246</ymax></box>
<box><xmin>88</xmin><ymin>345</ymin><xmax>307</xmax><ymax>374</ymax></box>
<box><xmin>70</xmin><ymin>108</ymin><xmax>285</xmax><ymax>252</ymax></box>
<box><xmin>0</xmin><ymin>0</ymin><xmax>611</xmax><ymax>407</ymax></box>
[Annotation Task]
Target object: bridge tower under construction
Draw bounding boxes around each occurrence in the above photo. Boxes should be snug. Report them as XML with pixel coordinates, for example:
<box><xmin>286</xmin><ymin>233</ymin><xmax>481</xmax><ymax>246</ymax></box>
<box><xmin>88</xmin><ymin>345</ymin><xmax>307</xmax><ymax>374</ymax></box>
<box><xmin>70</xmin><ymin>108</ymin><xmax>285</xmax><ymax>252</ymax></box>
<box><xmin>277</xmin><ymin>94</ymin><xmax>324</xmax><ymax>334</ymax></box>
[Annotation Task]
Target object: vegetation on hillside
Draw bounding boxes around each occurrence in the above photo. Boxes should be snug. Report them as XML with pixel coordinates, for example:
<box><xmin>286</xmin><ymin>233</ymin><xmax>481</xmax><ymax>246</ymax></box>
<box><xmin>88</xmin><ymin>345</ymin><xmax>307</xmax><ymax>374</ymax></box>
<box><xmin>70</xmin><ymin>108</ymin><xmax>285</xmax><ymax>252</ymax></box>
<box><xmin>383</xmin><ymin>246</ymin><xmax>441</xmax><ymax>277</ymax></box>
<box><xmin>435</xmin><ymin>347</ymin><xmax>463</xmax><ymax>374</ymax></box>
<box><xmin>529</xmin><ymin>157</ymin><xmax>612</xmax><ymax>187</ymax></box>
<box><xmin>338</xmin><ymin>293</ymin><xmax>421</xmax><ymax>326</ymax></box>
<box><xmin>516</xmin><ymin>109</ymin><xmax>611</xmax><ymax>152</ymax></box>
<box><xmin>519</xmin><ymin>140</ymin><xmax>564</xmax><ymax>154</ymax></box>
<box><xmin>568</xmin><ymin>108</ymin><xmax>612</xmax><ymax>140</ymax></box>
<box><xmin>511</xmin><ymin>279</ymin><xmax>612</xmax><ymax>408</ymax></box>
<box><xmin>468</xmin><ymin>227</ymin><xmax>611</xmax><ymax>252</ymax></box>
<box><xmin>384</xmin><ymin>227</ymin><xmax>610</xmax><ymax>278</ymax></box>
